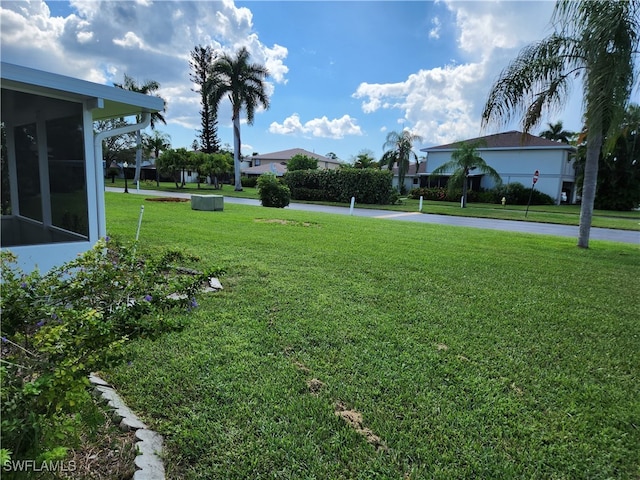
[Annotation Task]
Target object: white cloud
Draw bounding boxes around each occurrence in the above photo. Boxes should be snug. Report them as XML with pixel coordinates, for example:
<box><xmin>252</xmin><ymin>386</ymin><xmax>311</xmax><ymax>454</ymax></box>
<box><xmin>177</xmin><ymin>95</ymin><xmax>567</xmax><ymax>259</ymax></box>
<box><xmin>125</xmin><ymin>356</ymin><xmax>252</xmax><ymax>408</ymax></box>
<box><xmin>352</xmin><ymin>1</ymin><xmax>583</xmax><ymax>146</ymax></box>
<box><xmin>269</xmin><ymin>114</ymin><xmax>362</xmax><ymax>139</ymax></box>
<box><xmin>0</xmin><ymin>0</ymin><xmax>289</xmax><ymax>147</ymax></box>
<box><xmin>429</xmin><ymin>16</ymin><xmax>441</xmax><ymax>39</ymax></box>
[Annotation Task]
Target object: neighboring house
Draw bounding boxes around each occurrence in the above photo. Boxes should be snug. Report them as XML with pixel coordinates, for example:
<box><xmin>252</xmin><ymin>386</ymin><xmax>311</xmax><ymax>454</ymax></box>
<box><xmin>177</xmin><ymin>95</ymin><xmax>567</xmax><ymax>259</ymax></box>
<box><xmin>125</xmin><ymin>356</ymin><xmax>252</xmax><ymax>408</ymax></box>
<box><xmin>388</xmin><ymin>161</ymin><xmax>428</xmax><ymax>193</ymax></box>
<box><xmin>1</xmin><ymin>62</ymin><xmax>164</xmax><ymax>273</ymax></box>
<box><xmin>242</xmin><ymin>148</ymin><xmax>341</xmax><ymax>177</ymax></box>
<box><xmin>420</xmin><ymin>131</ymin><xmax>577</xmax><ymax>204</ymax></box>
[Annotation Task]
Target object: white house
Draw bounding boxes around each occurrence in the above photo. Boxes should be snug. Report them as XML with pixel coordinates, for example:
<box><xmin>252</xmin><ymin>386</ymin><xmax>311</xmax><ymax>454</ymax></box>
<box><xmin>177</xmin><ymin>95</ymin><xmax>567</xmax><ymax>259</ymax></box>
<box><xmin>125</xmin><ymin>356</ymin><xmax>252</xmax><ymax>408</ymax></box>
<box><xmin>1</xmin><ymin>62</ymin><xmax>164</xmax><ymax>273</ymax></box>
<box><xmin>420</xmin><ymin>131</ymin><xmax>577</xmax><ymax>204</ymax></box>
<box><xmin>242</xmin><ymin>148</ymin><xmax>342</xmax><ymax>176</ymax></box>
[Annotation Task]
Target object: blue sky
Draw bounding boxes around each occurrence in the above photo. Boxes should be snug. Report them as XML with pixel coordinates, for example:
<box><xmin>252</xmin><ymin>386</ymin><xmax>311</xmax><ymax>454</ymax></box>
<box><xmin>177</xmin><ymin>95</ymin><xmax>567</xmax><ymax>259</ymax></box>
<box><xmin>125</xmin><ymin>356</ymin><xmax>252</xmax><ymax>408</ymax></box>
<box><xmin>1</xmin><ymin>1</ymin><xmax>584</xmax><ymax>162</ymax></box>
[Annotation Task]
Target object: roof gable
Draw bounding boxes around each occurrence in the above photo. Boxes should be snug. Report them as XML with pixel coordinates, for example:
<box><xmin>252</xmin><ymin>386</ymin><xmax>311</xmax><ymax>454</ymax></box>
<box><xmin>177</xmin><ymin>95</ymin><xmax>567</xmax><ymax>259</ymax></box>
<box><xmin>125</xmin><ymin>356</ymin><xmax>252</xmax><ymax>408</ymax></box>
<box><xmin>251</xmin><ymin>148</ymin><xmax>340</xmax><ymax>164</ymax></box>
<box><xmin>422</xmin><ymin>131</ymin><xmax>575</xmax><ymax>152</ymax></box>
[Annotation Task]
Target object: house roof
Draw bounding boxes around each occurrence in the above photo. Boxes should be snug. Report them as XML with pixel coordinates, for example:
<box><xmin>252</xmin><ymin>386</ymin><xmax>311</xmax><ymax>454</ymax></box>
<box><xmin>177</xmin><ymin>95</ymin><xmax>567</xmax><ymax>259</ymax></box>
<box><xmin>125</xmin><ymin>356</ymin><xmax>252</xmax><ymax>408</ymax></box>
<box><xmin>241</xmin><ymin>163</ymin><xmax>287</xmax><ymax>176</ymax></box>
<box><xmin>422</xmin><ymin>130</ymin><xmax>575</xmax><ymax>152</ymax></box>
<box><xmin>1</xmin><ymin>62</ymin><xmax>164</xmax><ymax>120</ymax></box>
<box><xmin>250</xmin><ymin>148</ymin><xmax>341</xmax><ymax>165</ymax></box>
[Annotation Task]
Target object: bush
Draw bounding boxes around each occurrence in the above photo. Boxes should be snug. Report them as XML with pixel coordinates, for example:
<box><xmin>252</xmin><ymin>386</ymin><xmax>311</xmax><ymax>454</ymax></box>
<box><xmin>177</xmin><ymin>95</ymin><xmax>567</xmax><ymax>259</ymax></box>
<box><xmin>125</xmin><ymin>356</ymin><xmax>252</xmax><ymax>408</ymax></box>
<box><xmin>283</xmin><ymin>169</ymin><xmax>395</xmax><ymax>204</ymax></box>
<box><xmin>257</xmin><ymin>173</ymin><xmax>291</xmax><ymax>208</ymax></box>
<box><xmin>240</xmin><ymin>176</ymin><xmax>258</xmax><ymax>188</ymax></box>
<box><xmin>0</xmin><ymin>239</ymin><xmax>223</xmax><ymax>465</ymax></box>
<box><xmin>409</xmin><ymin>183</ymin><xmax>555</xmax><ymax>205</ymax></box>
<box><xmin>492</xmin><ymin>182</ymin><xmax>555</xmax><ymax>205</ymax></box>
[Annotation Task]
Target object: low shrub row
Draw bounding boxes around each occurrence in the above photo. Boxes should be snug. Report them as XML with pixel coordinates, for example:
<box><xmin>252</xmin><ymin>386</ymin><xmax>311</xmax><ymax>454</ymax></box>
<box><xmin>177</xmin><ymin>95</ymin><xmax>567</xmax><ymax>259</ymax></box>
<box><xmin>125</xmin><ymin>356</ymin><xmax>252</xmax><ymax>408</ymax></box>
<box><xmin>0</xmin><ymin>239</ymin><xmax>223</xmax><ymax>468</ymax></box>
<box><xmin>408</xmin><ymin>182</ymin><xmax>555</xmax><ymax>205</ymax></box>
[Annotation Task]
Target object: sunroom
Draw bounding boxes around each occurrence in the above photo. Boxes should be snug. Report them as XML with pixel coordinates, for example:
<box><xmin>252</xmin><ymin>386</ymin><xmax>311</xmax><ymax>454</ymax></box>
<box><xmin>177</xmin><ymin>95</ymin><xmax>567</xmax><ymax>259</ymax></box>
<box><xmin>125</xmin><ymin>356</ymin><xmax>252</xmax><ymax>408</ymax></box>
<box><xmin>1</xmin><ymin>62</ymin><xmax>164</xmax><ymax>273</ymax></box>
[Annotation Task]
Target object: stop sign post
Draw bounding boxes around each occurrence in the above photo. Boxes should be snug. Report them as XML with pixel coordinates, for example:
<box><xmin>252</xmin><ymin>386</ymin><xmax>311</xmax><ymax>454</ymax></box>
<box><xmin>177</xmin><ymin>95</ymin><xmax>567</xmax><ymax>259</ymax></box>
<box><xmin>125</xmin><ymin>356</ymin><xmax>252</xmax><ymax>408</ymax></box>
<box><xmin>525</xmin><ymin>170</ymin><xmax>539</xmax><ymax>218</ymax></box>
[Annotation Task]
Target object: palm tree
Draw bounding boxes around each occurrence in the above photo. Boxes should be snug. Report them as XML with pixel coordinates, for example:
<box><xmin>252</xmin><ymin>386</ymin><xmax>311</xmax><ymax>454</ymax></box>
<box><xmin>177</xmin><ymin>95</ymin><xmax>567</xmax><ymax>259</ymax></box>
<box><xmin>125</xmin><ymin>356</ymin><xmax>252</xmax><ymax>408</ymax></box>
<box><xmin>115</xmin><ymin>74</ymin><xmax>167</xmax><ymax>183</ymax></box>
<box><xmin>430</xmin><ymin>141</ymin><xmax>502</xmax><ymax>208</ymax></box>
<box><xmin>382</xmin><ymin>129</ymin><xmax>423</xmax><ymax>194</ymax></box>
<box><xmin>539</xmin><ymin>121</ymin><xmax>575</xmax><ymax>144</ymax></box>
<box><xmin>482</xmin><ymin>0</ymin><xmax>639</xmax><ymax>248</ymax></box>
<box><xmin>208</xmin><ymin>47</ymin><xmax>270</xmax><ymax>191</ymax></box>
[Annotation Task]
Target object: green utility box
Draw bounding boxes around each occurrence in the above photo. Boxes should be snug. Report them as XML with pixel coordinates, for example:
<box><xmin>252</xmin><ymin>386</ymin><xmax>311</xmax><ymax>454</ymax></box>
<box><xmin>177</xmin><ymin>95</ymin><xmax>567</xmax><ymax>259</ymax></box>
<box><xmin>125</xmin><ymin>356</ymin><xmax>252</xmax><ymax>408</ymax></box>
<box><xmin>191</xmin><ymin>194</ymin><xmax>224</xmax><ymax>211</ymax></box>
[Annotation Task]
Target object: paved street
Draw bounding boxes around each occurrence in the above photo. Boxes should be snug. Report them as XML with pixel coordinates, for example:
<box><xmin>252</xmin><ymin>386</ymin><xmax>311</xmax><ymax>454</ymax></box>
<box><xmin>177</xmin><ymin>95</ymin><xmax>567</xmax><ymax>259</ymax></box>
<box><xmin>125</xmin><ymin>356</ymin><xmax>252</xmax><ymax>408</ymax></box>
<box><xmin>106</xmin><ymin>187</ymin><xmax>640</xmax><ymax>245</ymax></box>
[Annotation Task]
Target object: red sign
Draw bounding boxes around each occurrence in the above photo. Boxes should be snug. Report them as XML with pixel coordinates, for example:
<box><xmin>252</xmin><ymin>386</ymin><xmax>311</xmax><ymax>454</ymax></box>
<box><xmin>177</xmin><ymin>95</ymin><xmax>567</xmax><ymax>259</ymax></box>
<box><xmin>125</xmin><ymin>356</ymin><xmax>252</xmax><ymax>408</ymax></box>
<box><xmin>533</xmin><ymin>170</ymin><xmax>540</xmax><ymax>184</ymax></box>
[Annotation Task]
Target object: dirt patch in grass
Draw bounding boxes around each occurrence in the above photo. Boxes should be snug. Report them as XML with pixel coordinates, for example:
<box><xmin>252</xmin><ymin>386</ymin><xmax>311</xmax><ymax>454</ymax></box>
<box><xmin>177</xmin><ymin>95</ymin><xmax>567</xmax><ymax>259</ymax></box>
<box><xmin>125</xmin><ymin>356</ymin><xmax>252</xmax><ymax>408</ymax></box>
<box><xmin>254</xmin><ymin>218</ymin><xmax>318</xmax><ymax>227</ymax></box>
<box><xmin>334</xmin><ymin>401</ymin><xmax>387</xmax><ymax>452</ymax></box>
<box><xmin>306</xmin><ymin>378</ymin><xmax>325</xmax><ymax>395</ymax></box>
<box><xmin>145</xmin><ymin>197</ymin><xmax>189</xmax><ymax>203</ymax></box>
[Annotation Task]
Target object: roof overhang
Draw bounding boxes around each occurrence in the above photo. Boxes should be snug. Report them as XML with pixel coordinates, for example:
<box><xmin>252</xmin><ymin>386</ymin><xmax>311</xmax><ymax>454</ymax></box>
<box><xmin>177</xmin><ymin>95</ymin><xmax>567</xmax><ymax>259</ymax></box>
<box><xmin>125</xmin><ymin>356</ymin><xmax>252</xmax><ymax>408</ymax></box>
<box><xmin>1</xmin><ymin>62</ymin><xmax>164</xmax><ymax>120</ymax></box>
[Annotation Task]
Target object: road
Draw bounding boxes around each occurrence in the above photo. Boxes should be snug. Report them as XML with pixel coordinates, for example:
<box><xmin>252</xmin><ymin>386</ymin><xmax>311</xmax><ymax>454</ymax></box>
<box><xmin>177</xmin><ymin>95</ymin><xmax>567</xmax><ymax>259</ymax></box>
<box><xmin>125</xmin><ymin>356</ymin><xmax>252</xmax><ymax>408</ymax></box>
<box><xmin>106</xmin><ymin>187</ymin><xmax>640</xmax><ymax>245</ymax></box>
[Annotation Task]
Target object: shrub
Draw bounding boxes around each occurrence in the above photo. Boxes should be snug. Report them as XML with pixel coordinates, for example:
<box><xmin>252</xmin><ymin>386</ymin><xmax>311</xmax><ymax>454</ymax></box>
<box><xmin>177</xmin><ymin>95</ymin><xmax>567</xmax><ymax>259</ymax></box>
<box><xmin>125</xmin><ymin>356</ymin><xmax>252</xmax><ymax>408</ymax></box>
<box><xmin>283</xmin><ymin>169</ymin><xmax>394</xmax><ymax>204</ymax></box>
<box><xmin>257</xmin><ymin>173</ymin><xmax>291</xmax><ymax>208</ymax></box>
<box><xmin>241</xmin><ymin>176</ymin><xmax>258</xmax><ymax>188</ymax></box>
<box><xmin>492</xmin><ymin>182</ymin><xmax>555</xmax><ymax>205</ymax></box>
<box><xmin>0</xmin><ymin>239</ymin><xmax>223</xmax><ymax>465</ymax></box>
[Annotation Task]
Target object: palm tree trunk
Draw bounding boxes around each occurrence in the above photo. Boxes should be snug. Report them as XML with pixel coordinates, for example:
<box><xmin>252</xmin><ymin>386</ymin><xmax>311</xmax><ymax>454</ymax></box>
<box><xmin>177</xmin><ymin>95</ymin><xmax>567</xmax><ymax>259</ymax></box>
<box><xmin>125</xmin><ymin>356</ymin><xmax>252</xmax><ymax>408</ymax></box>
<box><xmin>134</xmin><ymin>130</ymin><xmax>142</xmax><ymax>183</ymax></box>
<box><xmin>462</xmin><ymin>169</ymin><xmax>469</xmax><ymax>208</ymax></box>
<box><xmin>233</xmin><ymin>115</ymin><xmax>243</xmax><ymax>191</ymax></box>
<box><xmin>578</xmin><ymin>119</ymin><xmax>603</xmax><ymax>248</ymax></box>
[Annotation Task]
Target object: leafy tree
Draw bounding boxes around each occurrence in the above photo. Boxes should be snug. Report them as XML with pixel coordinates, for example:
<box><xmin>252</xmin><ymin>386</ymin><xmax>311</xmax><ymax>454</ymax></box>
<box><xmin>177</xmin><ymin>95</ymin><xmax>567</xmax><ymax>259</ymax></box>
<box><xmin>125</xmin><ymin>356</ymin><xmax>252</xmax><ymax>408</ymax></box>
<box><xmin>575</xmin><ymin>104</ymin><xmax>640</xmax><ymax>210</ymax></box>
<box><xmin>190</xmin><ymin>45</ymin><xmax>220</xmax><ymax>153</ymax></box>
<box><xmin>157</xmin><ymin>148</ymin><xmax>191</xmax><ymax>188</ymax></box>
<box><xmin>539</xmin><ymin>121</ymin><xmax>575</xmax><ymax>144</ymax></box>
<box><xmin>287</xmin><ymin>154</ymin><xmax>318</xmax><ymax>171</ymax></box>
<box><xmin>352</xmin><ymin>149</ymin><xmax>378</xmax><ymax>169</ymax></box>
<box><xmin>482</xmin><ymin>0</ymin><xmax>640</xmax><ymax>248</ymax></box>
<box><xmin>143</xmin><ymin>130</ymin><xmax>171</xmax><ymax>163</ymax></box>
<box><xmin>208</xmin><ymin>47</ymin><xmax>270</xmax><ymax>191</ymax></box>
<box><xmin>382</xmin><ymin>129</ymin><xmax>423</xmax><ymax>194</ymax></box>
<box><xmin>199</xmin><ymin>152</ymin><xmax>233</xmax><ymax>189</ymax></box>
<box><xmin>95</xmin><ymin>118</ymin><xmax>136</xmax><ymax>166</ymax></box>
<box><xmin>114</xmin><ymin>75</ymin><xmax>167</xmax><ymax>183</ymax></box>
<box><xmin>325</xmin><ymin>152</ymin><xmax>338</xmax><ymax>160</ymax></box>
<box><xmin>430</xmin><ymin>140</ymin><xmax>502</xmax><ymax>207</ymax></box>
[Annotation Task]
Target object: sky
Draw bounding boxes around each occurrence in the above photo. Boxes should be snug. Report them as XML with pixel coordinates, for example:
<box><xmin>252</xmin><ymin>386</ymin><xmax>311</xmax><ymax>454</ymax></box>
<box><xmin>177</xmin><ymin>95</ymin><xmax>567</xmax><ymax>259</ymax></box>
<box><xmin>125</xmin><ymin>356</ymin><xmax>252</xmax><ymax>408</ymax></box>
<box><xmin>1</xmin><ymin>0</ymin><xmax>587</xmax><ymax>163</ymax></box>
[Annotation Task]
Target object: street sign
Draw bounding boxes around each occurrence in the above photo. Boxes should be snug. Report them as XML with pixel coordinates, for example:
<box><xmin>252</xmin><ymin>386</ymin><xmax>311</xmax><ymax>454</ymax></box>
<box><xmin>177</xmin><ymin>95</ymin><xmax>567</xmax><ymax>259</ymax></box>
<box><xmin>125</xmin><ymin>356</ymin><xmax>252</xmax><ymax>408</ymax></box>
<box><xmin>532</xmin><ymin>170</ymin><xmax>540</xmax><ymax>184</ymax></box>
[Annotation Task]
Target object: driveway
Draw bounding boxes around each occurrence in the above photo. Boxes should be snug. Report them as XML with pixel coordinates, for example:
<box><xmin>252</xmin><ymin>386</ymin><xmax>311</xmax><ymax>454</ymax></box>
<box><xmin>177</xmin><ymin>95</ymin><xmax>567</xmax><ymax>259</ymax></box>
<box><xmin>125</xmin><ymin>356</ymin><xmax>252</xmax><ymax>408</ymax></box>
<box><xmin>106</xmin><ymin>187</ymin><xmax>639</xmax><ymax>245</ymax></box>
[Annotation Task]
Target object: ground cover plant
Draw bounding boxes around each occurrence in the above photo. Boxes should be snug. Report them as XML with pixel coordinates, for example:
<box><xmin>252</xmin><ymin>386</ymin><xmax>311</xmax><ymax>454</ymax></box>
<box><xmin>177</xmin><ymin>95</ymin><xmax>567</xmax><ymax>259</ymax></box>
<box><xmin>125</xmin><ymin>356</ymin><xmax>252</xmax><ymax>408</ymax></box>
<box><xmin>103</xmin><ymin>193</ymin><xmax>639</xmax><ymax>479</ymax></box>
<box><xmin>0</xmin><ymin>237</ymin><xmax>221</xmax><ymax>476</ymax></box>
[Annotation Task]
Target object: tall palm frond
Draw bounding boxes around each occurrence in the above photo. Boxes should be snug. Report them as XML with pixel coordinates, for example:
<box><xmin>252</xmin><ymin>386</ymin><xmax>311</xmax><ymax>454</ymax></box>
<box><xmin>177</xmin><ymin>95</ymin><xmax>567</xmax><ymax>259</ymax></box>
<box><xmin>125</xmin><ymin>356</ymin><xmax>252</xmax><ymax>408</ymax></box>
<box><xmin>382</xmin><ymin>130</ymin><xmax>423</xmax><ymax>193</ymax></box>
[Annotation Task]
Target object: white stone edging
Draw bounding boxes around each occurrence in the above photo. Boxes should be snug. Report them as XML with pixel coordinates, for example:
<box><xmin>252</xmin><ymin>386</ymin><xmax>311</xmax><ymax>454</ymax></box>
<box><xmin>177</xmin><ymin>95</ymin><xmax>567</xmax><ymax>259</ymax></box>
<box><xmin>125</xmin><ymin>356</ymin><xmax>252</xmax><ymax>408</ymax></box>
<box><xmin>89</xmin><ymin>374</ymin><xmax>165</xmax><ymax>480</ymax></box>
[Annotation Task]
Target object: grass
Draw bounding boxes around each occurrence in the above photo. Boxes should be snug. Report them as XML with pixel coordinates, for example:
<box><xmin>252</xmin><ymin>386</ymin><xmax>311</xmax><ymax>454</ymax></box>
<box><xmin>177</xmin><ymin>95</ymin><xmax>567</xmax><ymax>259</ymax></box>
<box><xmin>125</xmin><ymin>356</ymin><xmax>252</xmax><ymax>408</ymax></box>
<box><xmin>107</xmin><ymin>179</ymin><xmax>640</xmax><ymax>231</ymax></box>
<box><xmin>103</xmin><ymin>192</ymin><xmax>639</xmax><ymax>479</ymax></box>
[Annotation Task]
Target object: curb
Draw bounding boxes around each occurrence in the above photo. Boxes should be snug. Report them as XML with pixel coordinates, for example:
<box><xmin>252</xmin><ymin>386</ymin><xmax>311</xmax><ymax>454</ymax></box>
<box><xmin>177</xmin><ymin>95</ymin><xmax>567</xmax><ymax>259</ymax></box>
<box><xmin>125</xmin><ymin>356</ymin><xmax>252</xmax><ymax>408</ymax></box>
<box><xmin>89</xmin><ymin>374</ymin><xmax>165</xmax><ymax>480</ymax></box>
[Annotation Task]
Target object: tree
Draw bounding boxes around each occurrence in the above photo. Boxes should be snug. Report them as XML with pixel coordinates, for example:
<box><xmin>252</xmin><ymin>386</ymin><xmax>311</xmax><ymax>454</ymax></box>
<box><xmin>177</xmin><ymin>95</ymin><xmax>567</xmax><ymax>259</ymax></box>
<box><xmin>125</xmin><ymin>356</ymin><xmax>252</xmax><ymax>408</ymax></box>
<box><xmin>430</xmin><ymin>141</ymin><xmax>502</xmax><ymax>207</ymax></box>
<box><xmin>143</xmin><ymin>130</ymin><xmax>171</xmax><ymax>163</ymax></box>
<box><xmin>157</xmin><ymin>148</ymin><xmax>190</xmax><ymax>188</ymax></box>
<box><xmin>198</xmin><ymin>152</ymin><xmax>233</xmax><ymax>189</ymax></box>
<box><xmin>351</xmin><ymin>149</ymin><xmax>377</xmax><ymax>169</ymax></box>
<box><xmin>482</xmin><ymin>0</ymin><xmax>639</xmax><ymax>248</ymax></box>
<box><xmin>95</xmin><ymin>118</ymin><xmax>136</xmax><ymax>166</ymax></box>
<box><xmin>190</xmin><ymin>45</ymin><xmax>220</xmax><ymax>153</ymax></box>
<box><xmin>114</xmin><ymin>74</ymin><xmax>167</xmax><ymax>183</ymax></box>
<box><xmin>575</xmin><ymin>104</ymin><xmax>640</xmax><ymax>210</ymax></box>
<box><xmin>382</xmin><ymin>129</ymin><xmax>423</xmax><ymax>194</ymax></box>
<box><xmin>287</xmin><ymin>154</ymin><xmax>318</xmax><ymax>171</ymax></box>
<box><xmin>208</xmin><ymin>47</ymin><xmax>270</xmax><ymax>191</ymax></box>
<box><xmin>539</xmin><ymin>121</ymin><xmax>575</xmax><ymax>144</ymax></box>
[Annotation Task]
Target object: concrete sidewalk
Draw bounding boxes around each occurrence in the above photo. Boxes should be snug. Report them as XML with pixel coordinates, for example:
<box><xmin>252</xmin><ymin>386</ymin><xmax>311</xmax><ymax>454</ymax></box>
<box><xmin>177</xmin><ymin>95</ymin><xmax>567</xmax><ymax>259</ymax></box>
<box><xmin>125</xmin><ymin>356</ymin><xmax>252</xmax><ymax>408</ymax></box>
<box><xmin>105</xmin><ymin>187</ymin><xmax>639</xmax><ymax>245</ymax></box>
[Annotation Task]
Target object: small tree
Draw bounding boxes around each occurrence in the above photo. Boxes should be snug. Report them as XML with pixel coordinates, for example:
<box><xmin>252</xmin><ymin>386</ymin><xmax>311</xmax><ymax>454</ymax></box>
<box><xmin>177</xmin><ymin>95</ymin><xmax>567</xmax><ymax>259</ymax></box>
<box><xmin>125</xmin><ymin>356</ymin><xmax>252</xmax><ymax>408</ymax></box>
<box><xmin>287</xmin><ymin>154</ymin><xmax>318</xmax><ymax>171</ymax></box>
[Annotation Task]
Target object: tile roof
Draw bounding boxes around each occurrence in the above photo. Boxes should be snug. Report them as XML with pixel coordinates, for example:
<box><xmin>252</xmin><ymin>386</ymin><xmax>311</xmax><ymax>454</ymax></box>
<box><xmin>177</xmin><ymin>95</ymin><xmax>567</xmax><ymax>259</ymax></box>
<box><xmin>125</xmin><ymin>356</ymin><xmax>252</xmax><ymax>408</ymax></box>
<box><xmin>422</xmin><ymin>130</ymin><xmax>575</xmax><ymax>151</ymax></box>
<box><xmin>250</xmin><ymin>148</ymin><xmax>341</xmax><ymax>164</ymax></box>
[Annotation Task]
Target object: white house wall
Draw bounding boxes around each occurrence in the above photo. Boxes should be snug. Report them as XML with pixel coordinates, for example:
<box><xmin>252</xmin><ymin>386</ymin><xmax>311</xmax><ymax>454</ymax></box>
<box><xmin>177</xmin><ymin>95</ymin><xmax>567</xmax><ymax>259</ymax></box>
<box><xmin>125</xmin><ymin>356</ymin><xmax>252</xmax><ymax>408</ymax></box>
<box><xmin>427</xmin><ymin>148</ymin><xmax>574</xmax><ymax>202</ymax></box>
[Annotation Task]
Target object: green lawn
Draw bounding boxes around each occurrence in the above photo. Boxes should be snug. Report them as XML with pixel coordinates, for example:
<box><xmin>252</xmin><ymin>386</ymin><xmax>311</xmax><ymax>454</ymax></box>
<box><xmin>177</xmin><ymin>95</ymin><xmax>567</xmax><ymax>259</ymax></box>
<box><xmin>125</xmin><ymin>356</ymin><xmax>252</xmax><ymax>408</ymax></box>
<box><xmin>103</xmin><ymin>193</ymin><xmax>639</xmax><ymax>479</ymax></box>
<box><xmin>108</xmin><ymin>179</ymin><xmax>640</xmax><ymax>231</ymax></box>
